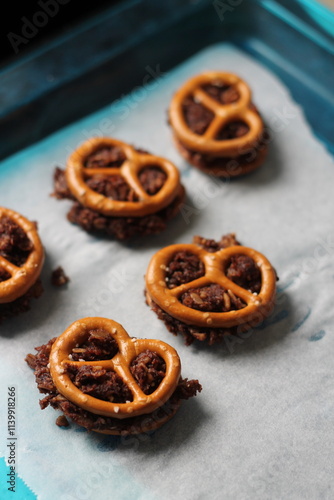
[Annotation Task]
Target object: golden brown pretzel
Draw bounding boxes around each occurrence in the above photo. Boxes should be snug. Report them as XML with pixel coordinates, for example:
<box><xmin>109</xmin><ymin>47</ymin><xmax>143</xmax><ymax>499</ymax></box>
<box><xmin>169</xmin><ymin>72</ymin><xmax>264</xmax><ymax>157</ymax></box>
<box><xmin>66</xmin><ymin>137</ymin><xmax>181</xmax><ymax>217</ymax></box>
<box><xmin>0</xmin><ymin>207</ymin><xmax>44</xmax><ymax>304</ymax></box>
<box><xmin>49</xmin><ymin>317</ymin><xmax>181</xmax><ymax>420</ymax></box>
<box><xmin>145</xmin><ymin>244</ymin><xmax>276</xmax><ymax>328</ymax></box>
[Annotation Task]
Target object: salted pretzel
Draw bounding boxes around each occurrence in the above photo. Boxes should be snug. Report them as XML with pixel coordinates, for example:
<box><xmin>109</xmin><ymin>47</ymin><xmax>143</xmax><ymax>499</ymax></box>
<box><xmin>66</xmin><ymin>137</ymin><xmax>181</xmax><ymax>217</ymax></box>
<box><xmin>146</xmin><ymin>244</ymin><xmax>276</xmax><ymax>329</ymax></box>
<box><xmin>49</xmin><ymin>317</ymin><xmax>181</xmax><ymax>424</ymax></box>
<box><xmin>0</xmin><ymin>207</ymin><xmax>44</xmax><ymax>304</ymax></box>
<box><xmin>169</xmin><ymin>72</ymin><xmax>264</xmax><ymax>157</ymax></box>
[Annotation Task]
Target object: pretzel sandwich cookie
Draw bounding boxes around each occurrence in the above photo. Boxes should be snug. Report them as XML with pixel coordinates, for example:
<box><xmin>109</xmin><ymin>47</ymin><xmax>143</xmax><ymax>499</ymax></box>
<box><xmin>169</xmin><ymin>72</ymin><xmax>268</xmax><ymax>177</ymax></box>
<box><xmin>53</xmin><ymin>137</ymin><xmax>185</xmax><ymax>240</ymax></box>
<box><xmin>0</xmin><ymin>207</ymin><xmax>44</xmax><ymax>322</ymax></box>
<box><xmin>145</xmin><ymin>234</ymin><xmax>278</xmax><ymax>345</ymax></box>
<box><xmin>26</xmin><ymin>317</ymin><xmax>202</xmax><ymax>435</ymax></box>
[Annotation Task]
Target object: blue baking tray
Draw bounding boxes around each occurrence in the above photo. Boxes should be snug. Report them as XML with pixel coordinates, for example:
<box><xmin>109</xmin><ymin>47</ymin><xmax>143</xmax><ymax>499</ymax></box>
<box><xmin>0</xmin><ymin>0</ymin><xmax>333</xmax><ymax>161</ymax></box>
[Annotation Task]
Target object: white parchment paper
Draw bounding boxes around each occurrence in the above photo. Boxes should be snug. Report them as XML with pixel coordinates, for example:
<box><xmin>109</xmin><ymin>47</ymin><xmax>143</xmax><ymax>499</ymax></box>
<box><xmin>0</xmin><ymin>43</ymin><xmax>334</xmax><ymax>500</ymax></box>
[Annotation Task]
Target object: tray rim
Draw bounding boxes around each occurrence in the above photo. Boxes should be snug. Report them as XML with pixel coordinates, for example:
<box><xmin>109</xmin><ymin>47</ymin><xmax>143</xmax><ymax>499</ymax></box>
<box><xmin>0</xmin><ymin>0</ymin><xmax>333</xmax><ymax>162</ymax></box>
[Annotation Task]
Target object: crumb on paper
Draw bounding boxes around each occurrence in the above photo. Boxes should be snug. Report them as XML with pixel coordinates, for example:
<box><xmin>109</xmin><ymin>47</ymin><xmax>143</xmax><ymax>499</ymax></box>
<box><xmin>51</xmin><ymin>266</ymin><xmax>70</xmax><ymax>287</ymax></box>
<box><xmin>56</xmin><ymin>415</ymin><xmax>69</xmax><ymax>427</ymax></box>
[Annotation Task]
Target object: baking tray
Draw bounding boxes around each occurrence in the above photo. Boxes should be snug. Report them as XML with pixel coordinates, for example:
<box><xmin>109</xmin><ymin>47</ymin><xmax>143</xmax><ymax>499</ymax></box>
<box><xmin>1</xmin><ymin>2</ymin><xmax>334</xmax><ymax>499</ymax></box>
<box><xmin>0</xmin><ymin>0</ymin><xmax>333</xmax><ymax>162</ymax></box>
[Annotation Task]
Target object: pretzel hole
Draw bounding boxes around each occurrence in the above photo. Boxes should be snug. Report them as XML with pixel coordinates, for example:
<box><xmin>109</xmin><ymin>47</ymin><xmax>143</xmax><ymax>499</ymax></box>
<box><xmin>0</xmin><ymin>268</ymin><xmax>11</xmax><ymax>282</ymax></box>
<box><xmin>69</xmin><ymin>329</ymin><xmax>119</xmax><ymax>362</ymax></box>
<box><xmin>201</xmin><ymin>83</ymin><xmax>240</xmax><ymax>104</ymax></box>
<box><xmin>166</xmin><ymin>251</ymin><xmax>205</xmax><ymax>289</ymax></box>
<box><xmin>216</xmin><ymin>121</ymin><xmax>250</xmax><ymax>141</ymax></box>
<box><xmin>66</xmin><ymin>364</ymin><xmax>134</xmax><ymax>403</ymax></box>
<box><xmin>182</xmin><ymin>96</ymin><xmax>214</xmax><ymax>135</ymax></box>
<box><xmin>86</xmin><ymin>175</ymin><xmax>139</xmax><ymax>202</ymax></box>
<box><xmin>138</xmin><ymin>166</ymin><xmax>167</xmax><ymax>195</ymax></box>
<box><xmin>130</xmin><ymin>350</ymin><xmax>166</xmax><ymax>395</ymax></box>
<box><xmin>0</xmin><ymin>216</ymin><xmax>33</xmax><ymax>266</ymax></box>
<box><xmin>180</xmin><ymin>284</ymin><xmax>246</xmax><ymax>312</ymax></box>
<box><xmin>84</xmin><ymin>146</ymin><xmax>126</xmax><ymax>169</ymax></box>
<box><xmin>225</xmin><ymin>254</ymin><xmax>262</xmax><ymax>294</ymax></box>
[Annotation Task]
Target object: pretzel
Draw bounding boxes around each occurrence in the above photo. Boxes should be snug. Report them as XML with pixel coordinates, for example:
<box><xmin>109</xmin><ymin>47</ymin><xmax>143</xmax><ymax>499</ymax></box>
<box><xmin>49</xmin><ymin>317</ymin><xmax>181</xmax><ymax>421</ymax></box>
<box><xmin>66</xmin><ymin>137</ymin><xmax>181</xmax><ymax>217</ymax></box>
<box><xmin>0</xmin><ymin>207</ymin><xmax>44</xmax><ymax>304</ymax></box>
<box><xmin>145</xmin><ymin>244</ymin><xmax>276</xmax><ymax>328</ymax></box>
<box><xmin>169</xmin><ymin>72</ymin><xmax>264</xmax><ymax>157</ymax></box>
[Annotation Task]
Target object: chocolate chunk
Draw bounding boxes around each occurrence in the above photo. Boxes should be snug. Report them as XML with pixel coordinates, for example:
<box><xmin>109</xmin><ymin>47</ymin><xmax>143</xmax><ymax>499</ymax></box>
<box><xmin>216</xmin><ymin>121</ymin><xmax>250</xmax><ymax>141</ymax></box>
<box><xmin>139</xmin><ymin>167</ymin><xmax>167</xmax><ymax>195</ymax></box>
<box><xmin>0</xmin><ymin>216</ymin><xmax>33</xmax><ymax>266</ymax></box>
<box><xmin>66</xmin><ymin>364</ymin><xmax>133</xmax><ymax>403</ymax></box>
<box><xmin>166</xmin><ymin>251</ymin><xmax>205</xmax><ymax>289</ymax></box>
<box><xmin>84</xmin><ymin>146</ymin><xmax>126</xmax><ymax>168</ymax></box>
<box><xmin>56</xmin><ymin>415</ymin><xmax>69</xmax><ymax>427</ymax></box>
<box><xmin>51</xmin><ymin>266</ymin><xmax>70</xmax><ymax>287</ymax></box>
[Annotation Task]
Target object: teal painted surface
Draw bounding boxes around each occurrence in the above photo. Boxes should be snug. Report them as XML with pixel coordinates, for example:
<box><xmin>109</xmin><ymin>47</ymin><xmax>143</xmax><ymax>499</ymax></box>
<box><xmin>0</xmin><ymin>457</ymin><xmax>37</xmax><ymax>500</ymax></box>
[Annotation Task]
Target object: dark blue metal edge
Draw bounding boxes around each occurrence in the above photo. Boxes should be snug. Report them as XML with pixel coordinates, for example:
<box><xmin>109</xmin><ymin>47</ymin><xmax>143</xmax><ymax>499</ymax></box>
<box><xmin>0</xmin><ymin>0</ymin><xmax>333</xmax><ymax>161</ymax></box>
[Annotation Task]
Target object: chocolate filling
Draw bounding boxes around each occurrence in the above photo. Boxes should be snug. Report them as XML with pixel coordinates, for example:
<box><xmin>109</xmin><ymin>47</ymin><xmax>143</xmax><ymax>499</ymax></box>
<box><xmin>180</xmin><ymin>284</ymin><xmax>246</xmax><ymax>312</ymax></box>
<box><xmin>66</xmin><ymin>364</ymin><xmax>134</xmax><ymax>403</ymax></box>
<box><xmin>130</xmin><ymin>350</ymin><xmax>166</xmax><ymax>395</ymax></box>
<box><xmin>192</xmin><ymin>233</ymin><xmax>240</xmax><ymax>252</ymax></box>
<box><xmin>226</xmin><ymin>254</ymin><xmax>261</xmax><ymax>294</ymax></box>
<box><xmin>86</xmin><ymin>175</ymin><xmax>139</xmax><ymax>202</ymax></box>
<box><xmin>201</xmin><ymin>83</ymin><xmax>240</xmax><ymax>104</ymax></box>
<box><xmin>26</xmin><ymin>334</ymin><xmax>201</xmax><ymax>433</ymax></box>
<box><xmin>182</xmin><ymin>96</ymin><xmax>214</xmax><ymax>135</ymax></box>
<box><xmin>166</xmin><ymin>251</ymin><xmax>205</xmax><ymax>289</ymax></box>
<box><xmin>70</xmin><ymin>329</ymin><xmax>119</xmax><ymax>361</ymax></box>
<box><xmin>84</xmin><ymin>145</ymin><xmax>126</xmax><ymax>168</ymax></box>
<box><xmin>51</xmin><ymin>266</ymin><xmax>70</xmax><ymax>287</ymax></box>
<box><xmin>0</xmin><ymin>216</ymin><xmax>33</xmax><ymax>267</ymax></box>
<box><xmin>216</xmin><ymin>121</ymin><xmax>250</xmax><ymax>141</ymax></box>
